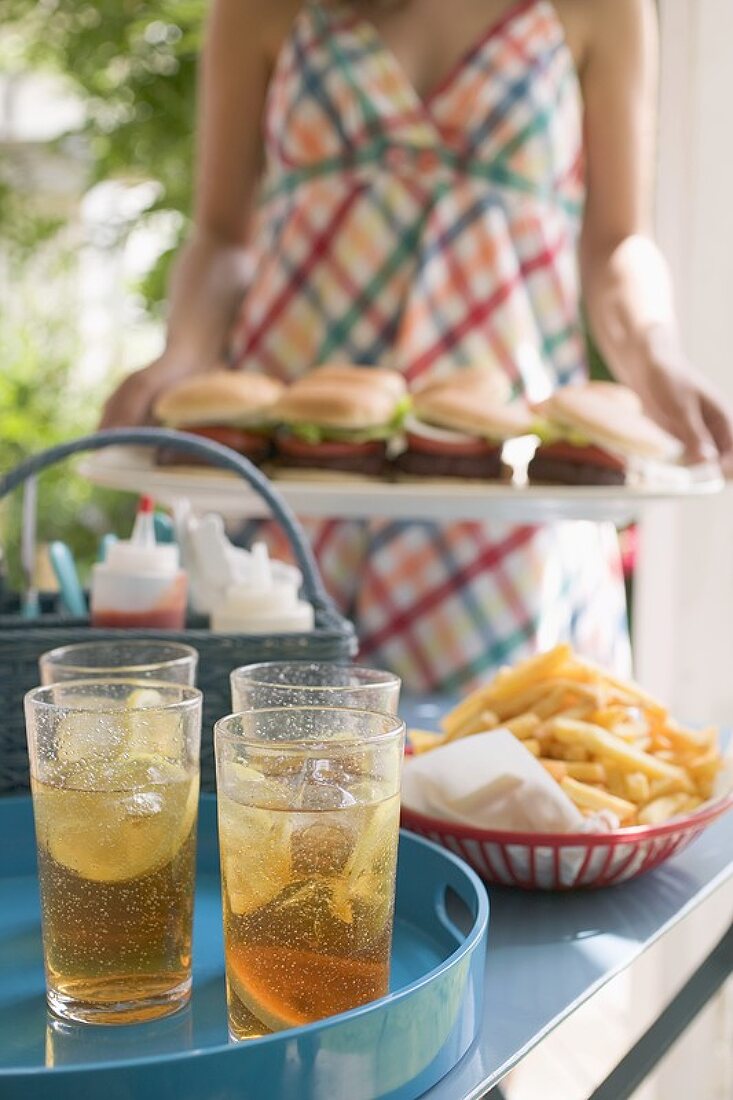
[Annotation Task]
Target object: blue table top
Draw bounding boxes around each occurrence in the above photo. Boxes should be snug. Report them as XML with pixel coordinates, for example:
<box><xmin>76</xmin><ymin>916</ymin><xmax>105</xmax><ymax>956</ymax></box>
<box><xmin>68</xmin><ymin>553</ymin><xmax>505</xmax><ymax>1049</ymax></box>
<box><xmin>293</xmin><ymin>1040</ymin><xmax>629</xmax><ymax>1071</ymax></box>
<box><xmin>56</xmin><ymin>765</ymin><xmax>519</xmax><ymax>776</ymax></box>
<box><xmin>401</xmin><ymin>698</ymin><xmax>733</xmax><ymax>1100</ymax></box>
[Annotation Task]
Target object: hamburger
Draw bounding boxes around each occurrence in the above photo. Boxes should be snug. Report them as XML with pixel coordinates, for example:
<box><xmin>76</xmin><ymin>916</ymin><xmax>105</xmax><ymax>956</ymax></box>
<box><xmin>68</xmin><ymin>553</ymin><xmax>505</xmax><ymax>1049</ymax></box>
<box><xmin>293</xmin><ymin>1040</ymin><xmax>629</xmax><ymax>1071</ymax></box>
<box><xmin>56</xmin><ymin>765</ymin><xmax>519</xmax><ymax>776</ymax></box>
<box><xmin>528</xmin><ymin>381</ymin><xmax>683</xmax><ymax>486</ymax></box>
<box><xmin>273</xmin><ymin>368</ymin><xmax>410</xmax><ymax>477</ymax></box>
<box><xmin>394</xmin><ymin>375</ymin><xmax>534</xmax><ymax>480</ymax></box>
<box><xmin>153</xmin><ymin>370</ymin><xmax>284</xmax><ymax>465</ymax></box>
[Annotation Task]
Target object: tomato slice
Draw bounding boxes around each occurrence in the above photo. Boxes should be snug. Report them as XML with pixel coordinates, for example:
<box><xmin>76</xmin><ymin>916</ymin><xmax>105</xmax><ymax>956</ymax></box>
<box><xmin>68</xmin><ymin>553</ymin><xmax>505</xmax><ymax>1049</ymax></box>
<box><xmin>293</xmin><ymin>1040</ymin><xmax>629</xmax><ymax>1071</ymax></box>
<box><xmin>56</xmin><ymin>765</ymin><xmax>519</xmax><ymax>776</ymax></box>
<box><xmin>184</xmin><ymin>424</ymin><xmax>267</xmax><ymax>452</ymax></box>
<box><xmin>405</xmin><ymin>431</ymin><xmax>500</xmax><ymax>458</ymax></box>
<box><xmin>536</xmin><ymin>441</ymin><xmax>626</xmax><ymax>472</ymax></box>
<box><xmin>277</xmin><ymin>434</ymin><xmax>384</xmax><ymax>460</ymax></box>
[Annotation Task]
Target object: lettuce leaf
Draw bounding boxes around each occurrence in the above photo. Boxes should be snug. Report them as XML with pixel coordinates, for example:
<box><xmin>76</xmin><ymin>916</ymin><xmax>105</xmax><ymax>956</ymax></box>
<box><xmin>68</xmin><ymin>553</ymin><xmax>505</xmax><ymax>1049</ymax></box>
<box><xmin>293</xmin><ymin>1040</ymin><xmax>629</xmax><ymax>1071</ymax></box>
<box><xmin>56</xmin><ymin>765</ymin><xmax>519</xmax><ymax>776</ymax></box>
<box><xmin>288</xmin><ymin>395</ymin><xmax>412</xmax><ymax>444</ymax></box>
<box><xmin>289</xmin><ymin>423</ymin><xmax>394</xmax><ymax>444</ymax></box>
<box><xmin>532</xmin><ymin>419</ymin><xmax>591</xmax><ymax>446</ymax></box>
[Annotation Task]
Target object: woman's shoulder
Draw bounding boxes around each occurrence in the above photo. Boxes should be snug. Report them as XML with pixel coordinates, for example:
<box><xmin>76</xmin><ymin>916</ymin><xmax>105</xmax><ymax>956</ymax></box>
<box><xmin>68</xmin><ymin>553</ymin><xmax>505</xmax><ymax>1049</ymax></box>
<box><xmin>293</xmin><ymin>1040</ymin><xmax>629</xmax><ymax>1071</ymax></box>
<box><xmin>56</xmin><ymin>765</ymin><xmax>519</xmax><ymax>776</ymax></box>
<box><xmin>555</xmin><ymin>0</ymin><xmax>649</xmax><ymax>77</ymax></box>
<box><xmin>260</xmin><ymin>0</ymin><xmax>307</xmax><ymax>61</ymax></box>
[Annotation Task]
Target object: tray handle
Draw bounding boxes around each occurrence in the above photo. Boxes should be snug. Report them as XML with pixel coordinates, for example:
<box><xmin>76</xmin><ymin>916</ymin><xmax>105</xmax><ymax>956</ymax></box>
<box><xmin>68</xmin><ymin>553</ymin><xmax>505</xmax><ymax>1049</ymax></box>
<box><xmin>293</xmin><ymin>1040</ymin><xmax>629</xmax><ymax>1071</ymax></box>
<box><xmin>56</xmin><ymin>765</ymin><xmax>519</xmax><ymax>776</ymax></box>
<box><xmin>431</xmin><ymin>857</ymin><xmax>485</xmax><ymax>946</ymax></box>
<box><xmin>0</xmin><ymin>427</ymin><xmax>350</xmax><ymax>629</ymax></box>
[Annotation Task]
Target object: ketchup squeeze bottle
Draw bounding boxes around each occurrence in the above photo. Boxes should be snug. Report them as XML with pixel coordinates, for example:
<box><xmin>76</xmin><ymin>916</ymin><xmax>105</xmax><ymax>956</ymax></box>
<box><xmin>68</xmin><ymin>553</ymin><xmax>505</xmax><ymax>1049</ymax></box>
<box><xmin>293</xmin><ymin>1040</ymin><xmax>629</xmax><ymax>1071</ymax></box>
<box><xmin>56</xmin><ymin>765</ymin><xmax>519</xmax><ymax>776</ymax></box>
<box><xmin>90</xmin><ymin>497</ymin><xmax>188</xmax><ymax>629</ymax></box>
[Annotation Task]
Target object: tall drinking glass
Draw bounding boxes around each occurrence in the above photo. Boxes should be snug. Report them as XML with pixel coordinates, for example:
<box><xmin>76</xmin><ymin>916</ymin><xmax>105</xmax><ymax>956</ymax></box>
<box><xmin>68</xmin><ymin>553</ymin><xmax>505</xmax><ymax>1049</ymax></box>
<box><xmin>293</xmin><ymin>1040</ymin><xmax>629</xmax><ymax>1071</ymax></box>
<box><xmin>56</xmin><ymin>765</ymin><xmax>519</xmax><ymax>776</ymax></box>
<box><xmin>40</xmin><ymin>640</ymin><xmax>198</xmax><ymax>686</ymax></box>
<box><xmin>215</xmin><ymin>706</ymin><xmax>405</xmax><ymax>1041</ymax></box>
<box><xmin>25</xmin><ymin>680</ymin><xmax>202</xmax><ymax>1025</ymax></box>
<box><xmin>230</xmin><ymin>661</ymin><xmax>400</xmax><ymax>713</ymax></box>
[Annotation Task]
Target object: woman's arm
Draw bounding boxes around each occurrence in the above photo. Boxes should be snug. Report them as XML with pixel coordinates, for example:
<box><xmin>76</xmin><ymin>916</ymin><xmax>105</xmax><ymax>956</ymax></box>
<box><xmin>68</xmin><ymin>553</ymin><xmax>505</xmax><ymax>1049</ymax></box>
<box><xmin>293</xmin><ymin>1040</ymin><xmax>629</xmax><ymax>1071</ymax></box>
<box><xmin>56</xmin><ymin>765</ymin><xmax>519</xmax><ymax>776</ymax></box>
<box><xmin>101</xmin><ymin>0</ymin><xmax>274</xmax><ymax>427</ymax></box>
<box><xmin>579</xmin><ymin>0</ymin><xmax>733</xmax><ymax>465</ymax></box>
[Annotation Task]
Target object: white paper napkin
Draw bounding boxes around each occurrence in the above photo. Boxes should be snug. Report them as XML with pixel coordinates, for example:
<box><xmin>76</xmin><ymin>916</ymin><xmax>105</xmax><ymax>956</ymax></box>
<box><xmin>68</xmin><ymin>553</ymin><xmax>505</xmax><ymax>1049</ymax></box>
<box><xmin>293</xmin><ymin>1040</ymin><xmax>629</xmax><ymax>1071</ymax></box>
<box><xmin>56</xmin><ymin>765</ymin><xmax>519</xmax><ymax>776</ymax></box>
<box><xmin>402</xmin><ymin>729</ymin><xmax>586</xmax><ymax>833</ymax></box>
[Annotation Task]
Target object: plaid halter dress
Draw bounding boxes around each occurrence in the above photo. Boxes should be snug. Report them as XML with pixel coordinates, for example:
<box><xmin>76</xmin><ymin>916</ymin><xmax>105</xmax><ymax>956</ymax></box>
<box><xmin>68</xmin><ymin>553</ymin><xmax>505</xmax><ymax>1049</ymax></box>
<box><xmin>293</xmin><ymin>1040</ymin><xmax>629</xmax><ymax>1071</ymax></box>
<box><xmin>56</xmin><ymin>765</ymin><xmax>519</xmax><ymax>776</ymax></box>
<box><xmin>231</xmin><ymin>0</ymin><xmax>631</xmax><ymax>692</ymax></box>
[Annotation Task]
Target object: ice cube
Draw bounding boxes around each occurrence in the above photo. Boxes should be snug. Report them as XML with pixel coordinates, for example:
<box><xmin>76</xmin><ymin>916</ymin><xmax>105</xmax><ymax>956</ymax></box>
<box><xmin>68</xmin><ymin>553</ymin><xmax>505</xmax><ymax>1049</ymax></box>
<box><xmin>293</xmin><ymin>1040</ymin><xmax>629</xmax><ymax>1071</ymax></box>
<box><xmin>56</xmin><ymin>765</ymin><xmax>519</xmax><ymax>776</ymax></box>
<box><xmin>123</xmin><ymin>790</ymin><xmax>164</xmax><ymax>817</ymax></box>
<box><xmin>298</xmin><ymin>780</ymin><xmax>356</xmax><ymax>812</ymax></box>
<box><xmin>291</xmin><ymin>823</ymin><xmax>353</xmax><ymax>876</ymax></box>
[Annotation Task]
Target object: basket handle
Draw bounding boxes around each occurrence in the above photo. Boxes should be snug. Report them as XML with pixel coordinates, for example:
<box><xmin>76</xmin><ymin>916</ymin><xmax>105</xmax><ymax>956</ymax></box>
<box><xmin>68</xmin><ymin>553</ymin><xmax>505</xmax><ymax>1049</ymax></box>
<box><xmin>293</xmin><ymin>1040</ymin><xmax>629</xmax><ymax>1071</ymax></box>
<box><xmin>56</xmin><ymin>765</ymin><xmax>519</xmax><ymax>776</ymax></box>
<box><xmin>0</xmin><ymin>427</ymin><xmax>350</xmax><ymax>627</ymax></box>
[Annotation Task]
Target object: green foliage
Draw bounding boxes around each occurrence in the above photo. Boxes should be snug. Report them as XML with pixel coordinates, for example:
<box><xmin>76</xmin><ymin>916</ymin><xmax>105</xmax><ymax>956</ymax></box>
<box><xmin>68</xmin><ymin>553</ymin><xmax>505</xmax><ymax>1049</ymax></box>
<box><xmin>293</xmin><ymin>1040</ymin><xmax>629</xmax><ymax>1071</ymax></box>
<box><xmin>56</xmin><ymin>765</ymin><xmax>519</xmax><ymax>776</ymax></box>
<box><xmin>2</xmin><ymin>0</ymin><xmax>204</xmax><ymax>304</ymax></box>
<box><xmin>0</xmin><ymin>287</ymin><xmax>136</xmax><ymax>591</ymax></box>
<box><xmin>0</xmin><ymin>1</ymin><xmax>202</xmax><ymax>590</ymax></box>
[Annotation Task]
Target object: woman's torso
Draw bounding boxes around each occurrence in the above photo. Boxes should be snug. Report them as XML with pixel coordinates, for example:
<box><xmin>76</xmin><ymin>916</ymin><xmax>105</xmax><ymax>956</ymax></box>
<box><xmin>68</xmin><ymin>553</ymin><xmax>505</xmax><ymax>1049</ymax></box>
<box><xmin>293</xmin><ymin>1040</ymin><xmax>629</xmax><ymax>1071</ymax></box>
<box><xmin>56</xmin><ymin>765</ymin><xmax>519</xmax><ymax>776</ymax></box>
<box><xmin>230</xmin><ymin>0</ymin><xmax>588</xmax><ymax>394</ymax></box>
<box><xmin>229</xmin><ymin>0</ymin><xmax>631</xmax><ymax>692</ymax></box>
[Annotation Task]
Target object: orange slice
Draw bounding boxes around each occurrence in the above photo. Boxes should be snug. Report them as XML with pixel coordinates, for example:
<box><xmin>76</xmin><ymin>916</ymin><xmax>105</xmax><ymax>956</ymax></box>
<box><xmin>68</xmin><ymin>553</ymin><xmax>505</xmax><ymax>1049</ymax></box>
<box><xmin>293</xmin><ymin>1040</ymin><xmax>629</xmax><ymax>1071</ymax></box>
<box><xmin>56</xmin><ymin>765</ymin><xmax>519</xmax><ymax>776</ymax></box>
<box><xmin>226</xmin><ymin>945</ymin><xmax>388</xmax><ymax>1032</ymax></box>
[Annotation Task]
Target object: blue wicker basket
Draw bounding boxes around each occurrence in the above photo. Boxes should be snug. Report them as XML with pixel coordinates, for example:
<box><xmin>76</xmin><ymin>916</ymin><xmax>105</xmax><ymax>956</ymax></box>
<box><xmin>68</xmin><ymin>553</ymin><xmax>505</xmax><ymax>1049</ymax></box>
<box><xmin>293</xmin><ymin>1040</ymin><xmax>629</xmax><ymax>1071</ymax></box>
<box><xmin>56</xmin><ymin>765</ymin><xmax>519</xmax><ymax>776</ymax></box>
<box><xmin>0</xmin><ymin>428</ymin><xmax>357</xmax><ymax>795</ymax></box>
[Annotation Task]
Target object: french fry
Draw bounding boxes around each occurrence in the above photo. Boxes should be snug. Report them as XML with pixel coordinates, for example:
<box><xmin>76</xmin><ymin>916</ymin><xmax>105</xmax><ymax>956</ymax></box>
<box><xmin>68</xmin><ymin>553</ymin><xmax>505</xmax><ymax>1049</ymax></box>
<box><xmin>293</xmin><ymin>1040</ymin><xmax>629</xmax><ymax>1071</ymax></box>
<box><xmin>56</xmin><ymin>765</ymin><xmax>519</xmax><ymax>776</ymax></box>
<box><xmin>624</xmin><ymin>772</ymin><xmax>651</xmax><ymax>804</ymax></box>
<box><xmin>681</xmin><ymin>795</ymin><xmax>703</xmax><ymax>814</ymax></box>
<box><xmin>663</xmin><ymin>723</ymin><xmax>717</xmax><ymax>753</ymax></box>
<box><xmin>638</xmin><ymin>793</ymin><xmax>690</xmax><ymax>825</ymax></box>
<box><xmin>566</xmin><ymin>762</ymin><xmax>607</xmax><ymax>783</ymax></box>
<box><xmin>441</xmin><ymin>688</ymin><xmax>495</xmax><ymax>736</ymax></box>
<box><xmin>688</xmin><ymin>749</ymin><xmax>722</xmax><ymax>799</ymax></box>
<box><xmin>532</xmin><ymin>686</ymin><xmax>581</xmax><ymax>720</ymax></box>
<box><xmin>605</xmin><ymin>766</ymin><xmax>628</xmax><ymax>799</ymax></box>
<box><xmin>408</xmin><ymin>729</ymin><xmax>446</xmax><ymax>754</ymax></box>
<box><xmin>535</xmin><ymin>705</ymin><xmax>592</xmax><ymax>739</ymax></box>
<box><xmin>480</xmin><ymin>645</ymin><xmax>573</xmax><ymax>703</ymax></box>
<box><xmin>504</xmin><ymin>713</ymin><xmax>542</xmax><ymax>739</ymax></box>
<box><xmin>573</xmin><ymin>658</ymin><xmax>667</xmax><ymax>715</ymax></box>
<box><xmin>540</xmin><ymin>759</ymin><xmax>567</xmax><ymax>780</ymax></box>
<box><xmin>445</xmin><ymin>709</ymin><xmax>499</xmax><ymax>742</ymax></box>
<box><xmin>560</xmin><ymin>777</ymin><xmax>637</xmax><ymax>822</ymax></box>
<box><xmin>491</xmin><ymin>681</ymin><xmax>567</xmax><ymax>721</ymax></box>
<box><xmin>540</xmin><ymin>760</ymin><xmax>606</xmax><ymax>783</ymax></box>
<box><xmin>550</xmin><ymin>718</ymin><xmax>688</xmax><ymax>782</ymax></box>
<box><xmin>655</xmin><ymin>750</ymin><xmax>680</xmax><ymax>763</ymax></box>
<box><xmin>523</xmin><ymin>738</ymin><xmax>541</xmax><ymax>757</ymax></box>
<box><xmin>649</xmin><ymin>774</ymin><xmax>695</xmax><ymax>799</ymax></box>
<box><xmin>543</xmin><ymin>740</ymin><xmax>570</xmax><ymax>761</ymax></box>
<box><xmin>562</xmin><ymin>743</ymin><xmax>591</xmax><ymax>763</ymax></box>
<box><xmin>592</xmin><ymin>709</ymin><xmax>649</xmax><ymax>742</ymax></box>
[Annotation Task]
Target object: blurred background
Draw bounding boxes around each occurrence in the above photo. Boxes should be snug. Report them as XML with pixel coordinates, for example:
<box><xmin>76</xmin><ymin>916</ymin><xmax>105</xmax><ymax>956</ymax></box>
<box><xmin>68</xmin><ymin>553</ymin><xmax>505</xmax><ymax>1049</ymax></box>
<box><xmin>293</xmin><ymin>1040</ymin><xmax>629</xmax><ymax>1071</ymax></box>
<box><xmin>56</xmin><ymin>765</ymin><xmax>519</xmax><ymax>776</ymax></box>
<box><xmin>0</xmin><ymin>0</ymin><xmax>205</xmax><ymax>583</ymax></box>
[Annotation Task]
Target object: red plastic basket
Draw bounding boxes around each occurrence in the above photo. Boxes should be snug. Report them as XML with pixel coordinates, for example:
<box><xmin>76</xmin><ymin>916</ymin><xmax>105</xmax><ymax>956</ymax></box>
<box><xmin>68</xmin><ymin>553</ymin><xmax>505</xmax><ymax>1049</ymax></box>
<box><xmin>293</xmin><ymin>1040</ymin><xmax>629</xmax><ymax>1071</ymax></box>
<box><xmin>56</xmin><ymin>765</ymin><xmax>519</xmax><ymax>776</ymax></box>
<box><xmin>401</xmin><ymin>791</ymin><xmax>733</xmax><ymax>889</ymax></box>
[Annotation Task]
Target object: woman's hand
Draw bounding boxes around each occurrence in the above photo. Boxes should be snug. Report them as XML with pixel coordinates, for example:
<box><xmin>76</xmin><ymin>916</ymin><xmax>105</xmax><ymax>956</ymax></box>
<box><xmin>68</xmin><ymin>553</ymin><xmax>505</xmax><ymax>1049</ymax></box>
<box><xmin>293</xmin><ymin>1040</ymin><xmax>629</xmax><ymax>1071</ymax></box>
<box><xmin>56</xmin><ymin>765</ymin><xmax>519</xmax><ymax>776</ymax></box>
<box><xmin>627</xmin><ymin>329</ymin><xmax>733</xmax><ymax>470</ymax></box>
<box><xmin>99</xmin><ymin>356</ymin><xmax>206</xmax><ymax>428</ymax></box>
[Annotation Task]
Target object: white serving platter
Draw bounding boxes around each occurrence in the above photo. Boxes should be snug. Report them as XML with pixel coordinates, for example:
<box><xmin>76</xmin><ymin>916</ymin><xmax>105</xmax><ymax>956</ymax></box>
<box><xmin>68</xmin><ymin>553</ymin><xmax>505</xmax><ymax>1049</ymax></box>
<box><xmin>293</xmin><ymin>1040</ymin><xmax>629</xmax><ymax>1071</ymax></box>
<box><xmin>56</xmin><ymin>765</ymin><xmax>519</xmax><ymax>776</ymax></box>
<box><xmin>78</xmin><ymin>447</ymin><xmax>725</xmax><ymax>524</ymax></box>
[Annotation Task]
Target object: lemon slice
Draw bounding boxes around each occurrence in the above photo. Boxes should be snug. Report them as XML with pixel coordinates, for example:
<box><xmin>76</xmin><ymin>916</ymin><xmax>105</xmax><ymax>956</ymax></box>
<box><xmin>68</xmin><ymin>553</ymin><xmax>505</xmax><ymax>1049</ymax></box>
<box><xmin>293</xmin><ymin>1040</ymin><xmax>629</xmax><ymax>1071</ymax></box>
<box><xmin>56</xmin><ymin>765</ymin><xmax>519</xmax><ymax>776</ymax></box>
<box><xmin>329</xmin><ymin>796</ymin><xmax>399</xmax><ymax>929</ymax></box>
<box><xmin>38</xmin><ymin>757</ymin><xmax>197</xmax><ymax>883</ymax></box>
<box><xmin>218</xmin><ymin>794</ymin><xmax>292</xmax><ymax>917</ymax></box>
<box><xmin>126</xmin><ymin>688</ymin><xmax>165</xmax><ymax>709</ymax></box>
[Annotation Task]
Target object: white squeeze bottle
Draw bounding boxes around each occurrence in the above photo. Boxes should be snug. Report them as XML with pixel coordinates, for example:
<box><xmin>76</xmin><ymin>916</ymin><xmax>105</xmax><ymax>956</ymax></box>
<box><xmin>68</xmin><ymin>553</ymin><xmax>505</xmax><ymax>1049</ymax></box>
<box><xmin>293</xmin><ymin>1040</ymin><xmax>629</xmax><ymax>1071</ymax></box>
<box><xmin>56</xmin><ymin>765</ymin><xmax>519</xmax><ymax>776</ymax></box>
<box><xmin>210</xmin><ymin>542</ymin><xmax>314</xmax><ymax>634</ymax></box>
<box><xmin>90</xmin><ymin>496</ymin><xmax>188</xmax><ymax>629</ymax></box>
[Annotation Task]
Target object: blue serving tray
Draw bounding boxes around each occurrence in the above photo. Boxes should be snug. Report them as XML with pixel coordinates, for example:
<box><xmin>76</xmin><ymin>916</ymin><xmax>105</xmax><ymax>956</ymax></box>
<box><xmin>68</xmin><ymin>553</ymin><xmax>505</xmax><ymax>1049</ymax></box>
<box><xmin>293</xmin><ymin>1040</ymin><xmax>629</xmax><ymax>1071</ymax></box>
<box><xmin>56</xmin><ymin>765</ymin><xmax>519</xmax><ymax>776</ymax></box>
<box><xmin>0</xmin><ymin>795</ymin><xmax>488</xmax><ymax>1100</ymax></box>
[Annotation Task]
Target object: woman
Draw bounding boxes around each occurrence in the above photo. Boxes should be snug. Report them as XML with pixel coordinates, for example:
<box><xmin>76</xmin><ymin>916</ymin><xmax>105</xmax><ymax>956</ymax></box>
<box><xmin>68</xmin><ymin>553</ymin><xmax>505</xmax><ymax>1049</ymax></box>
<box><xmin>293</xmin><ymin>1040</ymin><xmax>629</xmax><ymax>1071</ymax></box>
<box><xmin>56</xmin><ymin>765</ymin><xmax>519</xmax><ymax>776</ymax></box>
<box><xmin>102</xmin><ymin>0</ymin><xmax>732</xmax><ymax>692</ymax></box>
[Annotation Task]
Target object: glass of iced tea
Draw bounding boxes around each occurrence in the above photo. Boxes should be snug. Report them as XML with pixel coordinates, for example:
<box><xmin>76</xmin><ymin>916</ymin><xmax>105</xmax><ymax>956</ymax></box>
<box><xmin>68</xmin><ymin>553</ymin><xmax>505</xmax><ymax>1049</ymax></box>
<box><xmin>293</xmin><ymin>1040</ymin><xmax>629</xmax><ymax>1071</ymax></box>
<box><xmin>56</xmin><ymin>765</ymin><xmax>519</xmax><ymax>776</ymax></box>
<box><xmin>25</xmin><ymin>679</ymin><xmax>202</xmax><ymax>1025</ymax></box>
<box><xmin>230</xmin><ymin>661</ymin><xmax>400</xmax><ymax>713</ymax></box>
<box><xmin>39</xmin><ymin>640</ymin><xmax>198</xmax><ymax>686</ymax></box>
<box><xmin>214</xmin><ymin>706</ymin><xmax>405</xmax><ymax>1041</ymax></box>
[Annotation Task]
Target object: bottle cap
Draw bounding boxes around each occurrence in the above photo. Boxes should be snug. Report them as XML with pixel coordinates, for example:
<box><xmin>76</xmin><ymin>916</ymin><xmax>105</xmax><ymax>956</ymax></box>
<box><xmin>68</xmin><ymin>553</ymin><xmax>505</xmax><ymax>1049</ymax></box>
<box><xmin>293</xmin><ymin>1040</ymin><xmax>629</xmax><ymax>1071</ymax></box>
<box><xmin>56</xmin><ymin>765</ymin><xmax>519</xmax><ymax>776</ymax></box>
<box><xmin>209</xmin><ymin>542</ymin><xmax>314</xmax><ymax>632</ymax></box>
<box><xmin>105</xmin><ymin>496</ymin><xmax>180</xmax><ymax>576</ymax></box>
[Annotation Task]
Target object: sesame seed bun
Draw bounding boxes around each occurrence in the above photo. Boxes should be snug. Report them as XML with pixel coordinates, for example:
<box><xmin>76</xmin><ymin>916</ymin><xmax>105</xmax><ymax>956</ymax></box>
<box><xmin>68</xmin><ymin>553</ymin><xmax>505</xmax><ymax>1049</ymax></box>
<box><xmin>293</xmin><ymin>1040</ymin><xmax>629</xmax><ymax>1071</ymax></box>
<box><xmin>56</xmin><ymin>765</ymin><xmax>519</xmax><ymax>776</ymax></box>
<box><xmin>154</xmin><ymin>370</ymin><xmax>284</xmax><ymax>426</ymax></box>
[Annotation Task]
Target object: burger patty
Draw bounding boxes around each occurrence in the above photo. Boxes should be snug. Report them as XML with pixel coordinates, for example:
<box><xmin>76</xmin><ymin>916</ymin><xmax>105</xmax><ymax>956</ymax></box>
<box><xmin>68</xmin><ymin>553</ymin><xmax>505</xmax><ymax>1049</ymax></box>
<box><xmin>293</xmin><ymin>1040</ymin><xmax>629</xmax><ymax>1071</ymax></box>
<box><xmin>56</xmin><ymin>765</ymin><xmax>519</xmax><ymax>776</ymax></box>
<box><xmin>275</xmin><ymin>435</ymin><xmax>387</xmax><ymax>476</ymax></box>
<box><xmin>393</xmin><ymin>447</ymin><xmax>504</xmax><ymax>480</ymax></box>
<box><xmin>528</xmin><ymin>454</ymin><xmax>626</xmax><ymax>486</ymax></box>
<box><xmin>156</xmin><ymin>426</ymin><xmax>272</xmax><ymax>467</ymax></box>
